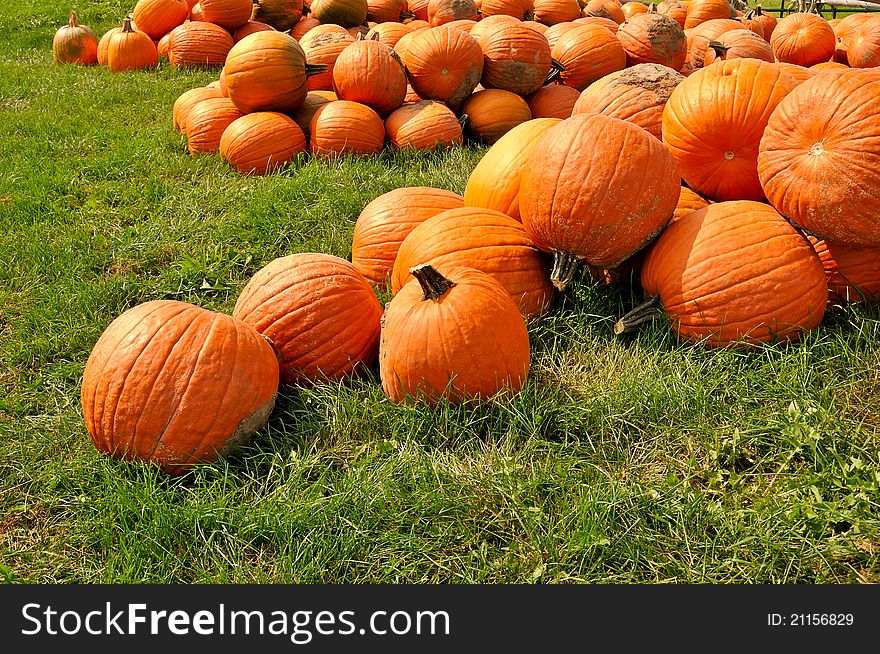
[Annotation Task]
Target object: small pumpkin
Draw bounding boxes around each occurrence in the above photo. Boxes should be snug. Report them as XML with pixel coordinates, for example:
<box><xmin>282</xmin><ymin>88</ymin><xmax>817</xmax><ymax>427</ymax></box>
<box><xmin>526</xmin><ymin>83</ymin><xmax>580</xmax><ymax>119</ymax></box>
<box><xmin>107</xmin><ymin>19</ymin><xmax>158</xmax><ymax>72</ymax></box>
<box><xmin>460</xmin><ymin>89</ymin><xmax>533</xmax><ymax>144</ymax></box>
<box><xmin>220</xmin><ymin>111</ymin><xmax>307</xmax><ymax>174</ymax></box>
<box><xmin>173</xmin><ymin>85</ymin><xmax>224</xmax><ymax>134</ymax></box>
<box><xmin>309</xmin><ymin>100</ymin><xmax>386</xmax><ymax>157</ymax></box>
<box><xmin>53</xmin><ymin>11</ymin><xmax>99</xmax><ymax>65</ymax></box>
<box><xmin>385</xmin><ymin>100</ymin><xmax>464</xmax><ymax>150</ymax></box>
<box><xmin>751</xmin><ymin>5</ymin><xmax>777</xmax><ymax>40</ymax></box>
<box><xmin>332</xmin><ymin>38</ymin><xmax>407</xmax><ymax>116</ymax></box>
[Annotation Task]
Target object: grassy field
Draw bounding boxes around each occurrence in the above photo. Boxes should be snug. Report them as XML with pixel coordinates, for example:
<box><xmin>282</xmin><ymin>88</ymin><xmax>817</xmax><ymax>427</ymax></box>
<box><xmin>1</xmin><ymin>1</ymin><xmax>879</xmax><ymax>584</ymax></box>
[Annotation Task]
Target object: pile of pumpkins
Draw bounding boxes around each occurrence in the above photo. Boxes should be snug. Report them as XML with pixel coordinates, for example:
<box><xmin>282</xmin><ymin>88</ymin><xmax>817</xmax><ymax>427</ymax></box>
<box><xmin>77</xmin><ymin>1</ymin><xmax>880</xmax><ymax>475</ymax></box>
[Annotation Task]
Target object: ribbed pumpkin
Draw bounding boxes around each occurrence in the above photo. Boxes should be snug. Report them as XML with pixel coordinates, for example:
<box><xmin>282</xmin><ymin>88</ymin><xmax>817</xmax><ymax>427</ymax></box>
<box><xmin>168</xmin><ymin>21</ymin><xmax>235</xmax><ymax>67</ymax></box>
<box><xmin>53</xmin><ymin>11</ymin><xmax>98</xmax><ymax>66</ymax></box>
<box><xmin>572</xmin><ymin>63</ymin><xmax>683</xmax><ymax>140</ymax></box>
<box><xmin>617</xmin><ymin>7</ymin><xmax>687</xmax><ymax>70</ymax></box>
<box><xmin>620</xmin><ymin>201</ymin><xmax>828</xmax><ymax>347</ymax></box>
<box><xmin>310</xmin><ymin>0</ymin><xmax>369</xmax><ymax>26</ymax></box>
<box><xmin>402</xmin><ymin>26</ymin><xmax>484</xmax><ymax>109</ymax></box>
<box><xmin>82</xmin><ymin>300</ymin><xmax>279</xmax><ymax>475</ymax></box>
<box><xmin>808</xmin><ymin>236</ymin><xmax>880</xmax><ymax>304</ymax></box>
<box><xmin>770</xmin><ymin>12</ymin><xmax>836</xmax><ymax>67</ymax></box>
<box><xmin>300</xmin><ymin>27</ymin><xmax>355</xmax><ymax>91</ymax></box>
<box><xmin>97</xmin><ymin>26</ymin><xmax>122</xmax><ymax>66</ymax></box>
<box><xmin>391</xmin><ymin>207</ymin><xmax>554</xmax><ymax>316</ymax></box>
<box><xmin>233</xmin><ymin>254</ymin><xmax>383</xmax><ymax>385</ymax></box>
<box><xmin>684</xmin><ymin>0</ymin><xmax>733</xmax><ymax>30</ymax></box>
<box><xmin>252</xmin><ymin>0</ymin><xmax>305</xmax><ymax>31</ymax></box>
<box><xmin>309</xmin><ymin>100</ymin><xmax>386</xmax><ymax>156</ymax></box>
<box><xmin>751</xmin><ymin>5</ymin><xmax>777</xmax><ymax>40</ymax></box>
<box><xmin>107</xmin><ymin>19</ymin><xmax>158</xmax><ymax>72</ymax></box>
<box><xmin>479</xmin><ymin>0</ymin><xmax>535</xmax><ymax>19</ymax></box>
<box><xmin>832</xmin><ymin>12</ymin><xmax>872</xmax><ymax>64</ymax></box>
<box><xmin>657</xmin><ymin>0</ymin><xmax>687</xmax><ymax>27</ymax></box>
<box><xmin>533</xmin><ymin>0</ymin><xmax>581</xmax><ymax>25</ymax></box>
<box><xmin>469</xmin><ymin>15</ymin><xmax>522</xmax><ymax>47</ymax></box>
<box><xmin>173</xmin><ymin>86</ymin><xmax>224</xmax><ymax>134</ymax></box>
<box><xmin>220</xmin><ymin>111</ymin><xmax>307</xmax><ymax>174</ymax></box>
<box><xmin>582</xmin><ymin>0</ymin><xmax>625</xmax><ymax>24</ymax></box>
<box><xmin>622</xmin><ymin>1</ymin><xmax>649</xmax><ymax>19</ymax></box>
<box><xmin>132</xmin><ymin>0</ymin><xmax>189</xmax><ymax>40</ymax></box>
<box><xmin>672</xmin><ymin>185</ymin><xmax>710</xmax><ymax>222</ymax></box>
<box><xmin>291</xmin><ymin>90</ymin><xmax>337</xmax><ymax>135</ymax></box>
<box><xmin>352</xmin><ymin>187</ymin><xmax>465</xmax><ymax>287</ymax></box>
<box><xmin>758</xmin><ymin>69</ymin><xmax>880</xmax><ymax>248</ymax></box>
<box><xmin>544</xmin><ymin>22</ymin><xmax>579</xmax><ymax>49</ymax></box>
<box><xmin>810</xmin><ymin>60</ymin><xmax>849</xmax><ymax>72</ymax></box>
<box><xmin>573</xmin><ymin>15</ymin><xmax>620</xmax><ymax>33</ymax></box>
<box><xmin>157</xmin><ymin>31</ymin><xmax>173</xmax><ymax>59</ymax></box>
<box><xmin>366</xmin><ymin>21</ymin><xmax>414</xmax><ymax>47</ymax></box>
<box><xmin>291</xmin><ymin>16</ymin><xmax>321</xmax><ymax>39</ymax></box>
<box><xmin>199</xmin><ymin>0</ymin><xmax>255</xmax><ymax>28</ymax></box>
<box><xmin>428</xmin><ymin>0</ymin><xmax>480</xmax><ymax>26</ymax></box>
<box><xmin>225</xmin><ymin>31</ymin><xmax>323</xmax><ymax>113</ymax></box>
<box><xmin>662</xmin><ymin>58</ymin><xmax>797</xmax><ymax>202</ymax></box>
<box><xmin>380</xmin><ymin>264</ymin><xmax>530</xmax><ymax>405</ymax></box>
<box><xmin>190</xmin><ymin>2</ymin><xmax>205</xmax><ymax>20</ymax></box>
<box><xmin>685</xmin><ymin>17</ymin><xmax>743</xmax><ymax>70</ymax></box>
<box><xmin>186</xmin><ymin>97</ymin><xmax>245</xmax><ymax>154</ymax></box>
<box><xmin>702</xmin><ymin>28</ymin><xmax>775</xmax><ymax>64</ymax></box>
<box><xmin>846</xmin><ymin>15</ymin><xmax>880</xmax><ymax>68</ymax></box>
<box><xmin>526</xmin><ymin>83</ymin><xmax>579</xmax><ymax>118</ymax></box>
<box><xmin>520</xmin><ymin>113</ymin><xmax>680</xmax><ymax>288</ymax></box>
<box><xmin>463</xmin><ymin>117</ymin><xmax>562</xmax><ymax>221</ymax></box>
<box><xmin>332</xmin><ymin>38</ymin><xmax>407</xmax><ymax>116</ymax></box>
<box><xmin>550</xmin><ymin>24</ymin><xmax>627</xmax><ymax>90</ymax></box>
<box><xmin>776</xmin><ymin>61</ymin><xmax>815</xmax><ymax>85</ymax></box>
<box><xmin>233</xmin><ymin>21</ymin><xmax>276</xmax><ymax>42</ymax></box>
<box><xmin>461</xmin><ymin>89</ymin><xmax>533</xmax><ymax>144</ymax></box>
<box><xmin>409</xmin><ymin>0</ymin><xmax>430</xmax><ymax>19</ymax></box>
<box><xmin>523</xmin><ymin>19</ymin><xmax>550</xmax><ymax>34</ymax></box>
<box><xmin>367</xmin><ymin>0</ymin><xmax>409</xmax><ymax>22</ymax></box>
<box><xmin>385</xmin><ymin>100</ymin><xmax>464</xmax><ymax>150</ymax></box>
<box><xmin>480</xmin><ymin>23</ymin><xmax>553</xmax><ymax>96</ymax></box>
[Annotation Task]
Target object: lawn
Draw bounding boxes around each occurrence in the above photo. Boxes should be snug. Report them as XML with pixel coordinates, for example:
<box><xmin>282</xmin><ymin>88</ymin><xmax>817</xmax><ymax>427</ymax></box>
<box><xmin>1</xmin><ymin>1</ymin><xmax>878</xmax><ymax>584</ymax></box>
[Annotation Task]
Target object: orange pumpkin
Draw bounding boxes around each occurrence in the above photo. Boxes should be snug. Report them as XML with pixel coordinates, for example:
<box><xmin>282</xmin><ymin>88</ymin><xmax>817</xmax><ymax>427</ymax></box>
<box><xmin>291</xmin><ymin>90</ymin><xmax>338</xmax><ymax>136</ymax></box>
<box><xmin>367</xmin><ymin>0</ymin><xmax>409</xmax><ymax>22</ymax></box>
<box><xmin>685</xmin><ymin>17</ymin><xmax>743</xmax><ymax>70</ymax></box>
<box><xmin>352</xmin><ymin>187</ymin><xmax>465</xmax><ymax>287</ymax></box>
<box><xmin>617</xmin><ymin>7</ymin><xmax>687</xmax><ymax>70</ymax></box>
<box><xmin>300</xmin><ymin>26</ymin><xmax>356</xmax><ymax>91</ymax></box>
<box><xmin>200</xmin><ymin>0</ymin><xmax>258</xmax><ymax>29</ymax></box>
<box><xmin>480</xmin><ymin>23</ymin><xmax>554</xmax><ymax>95</ymax></box>
<box><xmin>97</xmin><ymin>26</ymin><xmax>123</xmax><ymax>66</ymax></box>
<box><xmin>657</xmin><ymin>0</ymin><xmax>687</xmax><ymax>28</ymax></box>
<box><xmin>671</xmin><ymin>185</ymin><xmax>710</xmax><ymax>222</ymax></box>
<box><xmin>82</xmin><ymin>300</ymin><xmax>279</xmax><ymax>475</ymax></box>
<box><xmin>390</xmin><ymin>207</ymin><xmax>554</xmax><ymax>317</ymax></box>
<box><xmin>684</xmin><ymin>0</ymin><xmax>733</xmax><ymax>30</ymax></box>
<box><xmin>220</xmin><ymin>111</ymin><xmax>307</xmax><ymax>175</ymax></box>
<box><xmin>107</xmin><ymin>19</ymin><xmax>158</xmax><ymax>72</ymax></box>
<box><xmin>310</xmin><ymin>0</ymin><xmax>370</xmax><ymax>27</ymax></box>
<box><xmin>846</xmin><ymin>15</ymin><xmax>880</xmax><ymax>68</ymax></box>
<box><xmin>427</xmin><ymin>0</ymin><xmax>480</xmax><ymax>26</ymax></box>
<box><xmin>520</xmin><ymin>113</ymin><xmax>680</xmax><ymax>288</ymax></box>
<box><xmin>751</xmin><ymin>5</ymin><xmax>777</xmax><ymax>40</ymax></box>
<box><xmin>460</xmin><ymin>89</ymin><xmax>533</xmax><ymax>144</ymax></box>
<box><xmin>479</xmin><ymin>0</ymin><xmax>535</xmax><ymax>20</ymax></box>
<box><xmin>252</xmin><ymin>0</ymin><xmax>305</xmax><ymax>31</ymax></box>
<box><xmin>365</xmin><ymin>21</ymin><xmax>414</xmax><ymax>47</ymax></box>
<box><xmin>808</xmin><ymin>236</ymin><xmax>880</xmax><ymax>304</ymax></box>
<box><xmin>402</xmin><ymin>25</ymin><xmax>484</xmax><ymax>110</ymax></box>
<box><xmin>309</xmin><ymin>100</ymin><xmax>387</xmax><ymax>156</ymax></box>
<box><xmin>385</xmin><ymin>100</ymin><xmax>464</xmax><ymax>150</ymax></box>
<box><xmin>737</xmin><ymin>8</ymin><xmax>764</xmax><ymax>39</ymax></box>
<box><xmin>379</xmin><ymin>264</ymin><xmax>530</xmax><ymax>405</ymax></box>
<box><xmin>622</xmin><ymin>1</ymin><xmax>649</xmax><ymax>19</ymax></box>
<box><xmin>233</xmin><ymin>21</ymin><xmax>276</xmax><ymax>42</ymax></box>
<box><xmin>832</xmin><ymin>13</ymin><xmax>872</xmax><ymax>64</ymax></box>
<box><xmin>132</xmin><ymin>0</ymin><xmax>189</xmax><ymax>40</ymax></box>
<box><xmin>168</xmin><ymin>21</ymin><xmax>235</xmax><ymax>67</ymax></box>
<box><xmin>758</xmin><ymin>69</ymin><xmax>880</xmax><ymax>247</ymax></box>
<box><xmin>332</xmin><ymin>38</ymin><xmax>407</xmax><ymax>116</ymax></box>
<box><xmin>572</xmin><ymin>63</ymin><xmax>684</xmax><ymax>140</ymax></box>
<box><xmin>551</xmin><ymin>24</ymin><xmax>627</xmax><ymax>90</ymax></box>
<box><xmin>776</xmin><ymin>61</ymin><xmax>815</xmax><ymax>85</ymax></box>
<box><xmin>624</xmin><ymin>201</ymin><xmax>828</xmax><ymax>347</ymax></box>
<box><xmin>770</xmin><ymin>12</ymin><xmax>836</xmax><ymax>67</ymax></box>
<box><xmin>53</xmin><ymin>11</ymin><xmax>98</xmax><ymax>65</ymax></box>
<box><xmin>526</xmin><ymin>83</ymin><xmax>580</xmax><ymax>118</ymax></box>
<box><xmin>582</xmin><ymin>0</ymin><xmax>625</xmax><ymax>24</ymax></box>
<box><xmin>571</xmin><ymin>15</ymin><xmax>619</xmax><ymax>33</ymax></box>
<box><xmin>533</xmin><ymin>0</ymin><xmax>581</xmax><ymax>25</ymax></box>
<box><xmin>173</xmin><ymin>85</ymin><xmax>225</xmax><ymax>134</ymax></box>
<box><xmin>186</xmin><ymin>97</ymin><xmax>245</xmax><ymax>154</ymax></box>
<box><xmin>408</xmin><ymin>0</ymin><xmax>430</xmax><ymax>19</ymax></box>
<box><xmin>702</xmin><ymin>28</ymin><xmax>775</xmax><ymax>64</ymax></box>
<box><xmin>290</xmin><ymin>16</ymin><xmax>321</xmax><ymax>39</ymax></box>
<box><xmin>543</xmin><ymin>21</ymin><xmax>580</xmax><ymax>49</ymax></box>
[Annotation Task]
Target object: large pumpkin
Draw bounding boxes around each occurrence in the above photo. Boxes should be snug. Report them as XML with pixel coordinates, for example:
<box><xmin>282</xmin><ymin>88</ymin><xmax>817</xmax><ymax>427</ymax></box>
<box><xmin>480</xmin><ymin>23</ymin><xmax>554</xmax><ymax>96</ymax></box>
<box><xmin>758</xmin><ymin>69</ymin><xmax>880</xmax><ymax>247</ymax></box>
<box><xmin>390</xmin><ymin>207</ymin><xmax>554</xmax><ymax>317</ymax></box>
<box><xmin>770</xmin><ymin>12</ymin><xmax>836</xmax><ymax>67</ymax></box>
<box><xmin>379</xmin><ymin>264</ymin><xmax>530</xmax><ymax>405</ymax></box>
<box><xmin>168</xmin><ymin>21</ymin><xmax>235</xmax><ymax>67</ymax></box>
<box><xmin>220</xmin><ymin>111</ymin><xmax>307</xmax><ymax>175</ymax></box>
<box><xmin>132</xmin><ymin>0</ymin><xmax>189</xmax><ymax>40</ymax></box>
<box><xmin>617</xmin><ymin>7</ymin><xmax>687</xmax><ymax>70</ymax></box>
<box><xmin>352</xmin><ymin>187</ymin><xmax>465</xmax><ymax>287</ymax></box>
<box><xmin>832</xmin><ymin>12</ymin><xmax>873</xmax><ymax>64</ymax></box>
<box><xmin>81</xmin><ymin>300</ymin><xmax>279</xmax><ymax>475</ymax></box>
<box><xmin>252</xmin><ymin>0</ymin><xmax>305</xmax><ymax>31</ymax></box>
<box><xmin>53</xmin><ymin>11</ymin><xmax>98</xmax><ymax>65</ymax></box>
<box><xmin>846</xmin><ymin>15</ymin><xmax>880</xmax><ymax>68</ymax></box>
<box><xmin>684</xmin><ymin>0</ymin><xmax>734</xmax><ymax>30</ymax></box>
<box><xmin>662</xmin><ymin>58</ymin><xmax>798</xmax><ymax>202</ymax></box>
<box><xmin>520</xmin><ymin>113</ymin><xmax>680</xmax><ymax>289</ymax></box>
<box><xmin>808</xmin><ymin>236</ymin><xmax>880</xmax><ymax>304</ymax></box>
<box><xmin>385</xmin><ymin>100</ymin><xmax>464</xmax><ymax>150</ymax></box>
<box><xmin>550</xmin><ymin>24</ymin><xmax>627</xmax><ymax>90</ymax></box>
<box><xmin>310</xmin><ymin>0</ymin><xmax>370</xmax><ymax>26</ymax></box>
<box><xmin>460</xmin><ymin>89</ymin><xmax>533</xmax><ymax>144</ymax></box>
<box><xmin>402</xmin><ymin>25</ymin><xmax>484</xmax><ymax>110</ymax></box>
<box><xmin>199</xmin><ymin>0</ymin><xmax>255</xmax><ymax>29</ymax></box>
<box><xmin>233</xmin><ymin>253</ymin><xmax>383</xmax><ymax>385</ymax></box>
<box><xmin>526</xmin><ymin>83</ymin><xmax>580</xmax><ymax>118</ymax></box>
<box><xmin>463</xmin><ymin>117</ymin><xmax>562</xmax><ymax>221</ymax></box>
<box><xmin>332</xmin><ymin>38</ymin><xmax>407</xmax><ymax>116</ymax></box>
<box><xmin>621</xmin><ymin>201</ymin><xmax>828</xmax><ymax>347</ymax></box>
<box><xmin>309</xmin><ymin>100</ymin><xmax>386</xmax><ymax>156</ymax></box>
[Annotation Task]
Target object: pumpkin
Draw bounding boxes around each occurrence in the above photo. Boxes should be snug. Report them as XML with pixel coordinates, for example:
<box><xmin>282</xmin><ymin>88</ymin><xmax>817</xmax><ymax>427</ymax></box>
<box><xmin>550</xmin><ymin>24</ymin><xmax>627</xmax><ymax>90</ymax></box>
<box><xmin>479</xmin><ymin>0</ymin><xmax>535</xmax><ymax>20</ymax></box>
<box><xmin>190</xmin><ymin>2</ymin><xmax>205</xmax><ymax>20</ymax></box>
<box><xmin>832</xmin><ymin>13</ymin><xmax>872</xmax><ymax>64</ymax></box>
<box><xmin>461</xmin><ymin>89</ymin><xmax>533</xmax><ymax>144</ymax></box>
<box><xmin>252</xmin><ymin>0</ymin><xmax>305</xmax><ymax>31</ymax></box>
<box><xmin>233</xmin><ymin>21</ymin><xmax>276</xmax><ymax>42</ymax></box>
<box><xmin>428</xmin><ymin>0</ymin><xmax>480</xmax><ymax>26</ymax></box>
<box><xmin>622</xmin><ymin>1</ymin><xmax>649</xmax><ymax>19</ymax></box>
<box><xmin>300</xmin><ymin>27</ymin><xmax>356</xmax><ymax>91</ymax></box>
<box><xmin>685</xmin><ymin>17</ymin><xmax>743</xmax><ymax>69</ymax></box>
<box><xmin>408</xmin><ymin>0</ymin><xmax>430</xmax><ymax>19</ymax></box>
<box><xmin>751</xmin><ymin>5</ymin><xmax>776</xmax><ymax>40</ymax></box>
<box><xmin>544</xmin><ymin>22</ymin><xmax>580</xmax><ymax>49</ymax></box>
<box><xmin>81</xmin><ymin>300</ymin><xmax>279</xmax><ymax>475</ymax></box>
<box><xmin>220</xmin><ymin>111</ymin><xmax>307</xmax><ymax>174</ymax></box>
<box><xmin>757</xmin><ymin>69</ymin><xmax>880</xmax><ymax>248</ymax></box>
<box><xmin>168</xmin><ymin>21</ymin><xmax>235</xmax><ymax>67</ymax></box>
<box><xmin>702</xmin><ymin>28</ymin><xmax>775</xmax><ymax>64</ymax></box>
<box><xmin>656</xmin><ymin>0</ymin><xmax>687</xmax><ymax>27</ymax></box>
<box><xmin>671</xmin><ymin>185</ymin><xmax>709</xmax><ymax>222</ymax></box>
<box><xmin>53</xmin><ymin>11</ymin><xmax>98</xmax><ymax>66</ymax></box>
<box><xmin>572</xmin><ymin>63</ymin><xmax>684</xmax><ymax>140</ymax></box>
<box><xmin>533</xmin><ymin>0</ymin><xmax>581</xmax><ymax>25</ymax></box>
<box><xmin>310</xmin><ymin>0</ymin><xmax>369</xmax><ymax>26</ymax></box>
<box><xmin>352</xmin><ymin>187</ymin><xmax>465</xmax><ymax>287</ymax></box>
<box><xmin>107</xmin><ymin>19</ymin><xmax>158</xmax><ymax>72</ymax></box>
<box><xmin>97</xmin><ymin>27</ymin><xmax>123</xmax><ymax>66</ymax></box>
<box><xmin>233</xmin><ymin>254</ymin><xmax>382</xmax><ymax>385</ymax></box>
<box><xmin>770</xmin><ymin>12</ymin><xmax>836</xmax><ymax>67</ymax></box>
<box><xmin>662</xmin><ymin>58</ymin><xmax>796</xmax><ymax>202</ymax></box>
<box><xmin>365</xmin><ymin>21</ymin><xmax>414</xmax><ymax>47</ymax></box>
<box><xmin>366</xmin><ymin>0</ymin><xmax>409</xmax><ymax>22</ymax></box>
<box><xmin>157</xmin><ymin>31</ymin><xmax>173</xmax><ymax>59</ymax></box>
<box><xmin>385</xmin><ymin>100</ymin><xmax>464</xmax><ymax>150</ymax></box>
<box><xmin>617</xmin><ymin>7</ymin><xmax>687</xmax><ymax>70</ymax></box>
<box><xmin>291</xmin><ymin>90</ymin><xmax>337</xmax><ymax>135</ymax></box>
<box><xmin>402</xmin><ymin>25</ymin><xmax>484</xmax><ymax>110</ymax></box>
<box><xmin>526</xmin><ymin>83</ymin><xmax>580</xmax><ymax>118</ymax></box>
<box><xmin>776</xmin><ymin>61</ymin><xmax>815</xmax><ymax>85</ymax></box>
<box><xmin>810</xmin><ymin>60</ymin><xmax>848</xmax><ymax>72</ymax></box>
<box><xmin>737</xmin><ymin>8</ymin><xmax>764</xmax><ymax>39</ymax></box>
<box><xmin>224</xmin><ymin>31</ymin><xmax>324</xmax><ymax>113</ymax></box>
<box><xmin>390</xmin><ymin>207</ymin><xmax>554</xmax><ymax>317</ymax></box>
<box><xmin>463</xmin><ymin>117</ymin><xmax>562</xmax><ymax>221</ymax></box>
<box><xmin>199</xmin><ymin>0</ymin><xmax>255</xmax><ymax>28</ymax></box>
<box><xmin>582</xmin><ymin>0</ymin><xmax>625</xmax><ymax>24</ymax></box>
<box><xmin>173</xmin><ymin>85</ymin><xmax>225</xmax><ymax>134</ymax></box>
<box><xmin>332</xmin><ymin>38</ymin><xmax>407</xmax><ymax>116</ymax></box>
<box><xmin>846</xmin><ymin>15</ymin><xmax>880</xmax><ymax>68</ymax></box>
<box><xmin>480</xmin><ymin>23</ymin><xmax>554</xmax><ymax>96</ymax></box>
<box><xmin>309</xmin><ymin>100</ymin><xmax>386</xmax><ymax>156</ymax></box>
<box><xmin>291</xmin><ymin>16</ymin><xmax>321</xmax><ymax>39</ymax></box>
<box><xmin>520</xmin><ymin>113</ymin><xmax>680</xmax><ymax>289</ymax></box>
<box><xmin>186</xmin><ymin>97</ymin><xmax>245</xmax><ymax>154</ymax></box>
<box><xmin>523</xmin><ymin>19</ymin><xmax>550</xmax><ymax>34</ymax></box>
<box><xmin>132</xmin><ymin>0</ymin><xmax>189</xmax><ymax>40</ymax></box>
<box><xmin>808</xmin><ymin>236</ymin><xmax>880</xmax><ymax>304</ymax></box>
<box><xmin>379</xmin><ymin>264</ymin><xmax>530</xmax><ymax>405</ymax></box>
<box><xmin>684</xmin><ymin>0</ymin><xmax>733</xmax><ymax>30</ymax></box>
<box><xmin>618</xmin><ymin>201</ymin><xmax>828</xmax><ymax>347</ymax></box>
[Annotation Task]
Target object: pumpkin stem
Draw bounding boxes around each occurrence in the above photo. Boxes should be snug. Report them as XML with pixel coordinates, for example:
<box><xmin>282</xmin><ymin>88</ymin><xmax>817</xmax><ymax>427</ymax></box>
<box><xmin>543</xmin><ymin>59</ymin><xmax>565</xmax><ymax>85</ymax></box>
<box><xmin>401</xmin><ymin>10</ymin><xmax>415</xmax><ymax>20</ymax></box>
<box><xmin>648</xmin><ymin>2</ymin><xmax>657</xmax><ymax>11</ymax></box>
<box><xmin>708</xmin><ymin>40</ymin><xmax>730</xmax><ymax>58</ymax></box>
<box><xmin>69</xmin><ymin>11</ymin><xmax>79</xmax><ymax>28</ymax></box>
<box><xmin>524</xmin><ymin>10</ymin><xmax>533</xmax><ymax>20</ymax></box>
<box><xmin>549</xmin><ymin>251</ymin><xmax>583</xmax><ymax>292</ymax></box>
<box><xmin>754</xmin><ymin>5</ymin><xmax>763</xmax><ymax>15</ymax></box>
<box><xmin>459</xmin><ymin>113</ymin><xmax>469</xmax><ymax>130</ymax></box>
<box><xmin>614</xmin><ymin>295</ymin><xmax>661</xmax><ymax>336</ymax></box>
<box><xmin>411</xmin><ymin>264</ymin><xmax>456</xmax><ymax>301</ymax></box>
<box><xmin>305</xmin><ymin>62</ymin><xmax>329</xmax><ymax>77</ymax></box>
<box><xmin>122</xmin><ymin>17</ymin><xmax>134</xmax><ymax>33</ymax></box>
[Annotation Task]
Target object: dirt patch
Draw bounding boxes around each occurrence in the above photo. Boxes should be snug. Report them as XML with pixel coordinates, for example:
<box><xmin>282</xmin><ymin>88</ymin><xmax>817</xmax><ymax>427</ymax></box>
<box><xmin>610</xmin><ymin>63</ymin><xmax>684</xmax><ymax>100</ymax></box>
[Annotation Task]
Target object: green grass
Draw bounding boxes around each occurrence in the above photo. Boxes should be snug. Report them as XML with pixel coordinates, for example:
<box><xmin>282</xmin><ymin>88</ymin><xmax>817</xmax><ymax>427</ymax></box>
<box><xmin>2</xmin><ymin>1</ymin><xmax>879</xmax><ymax>584</ymax></box>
